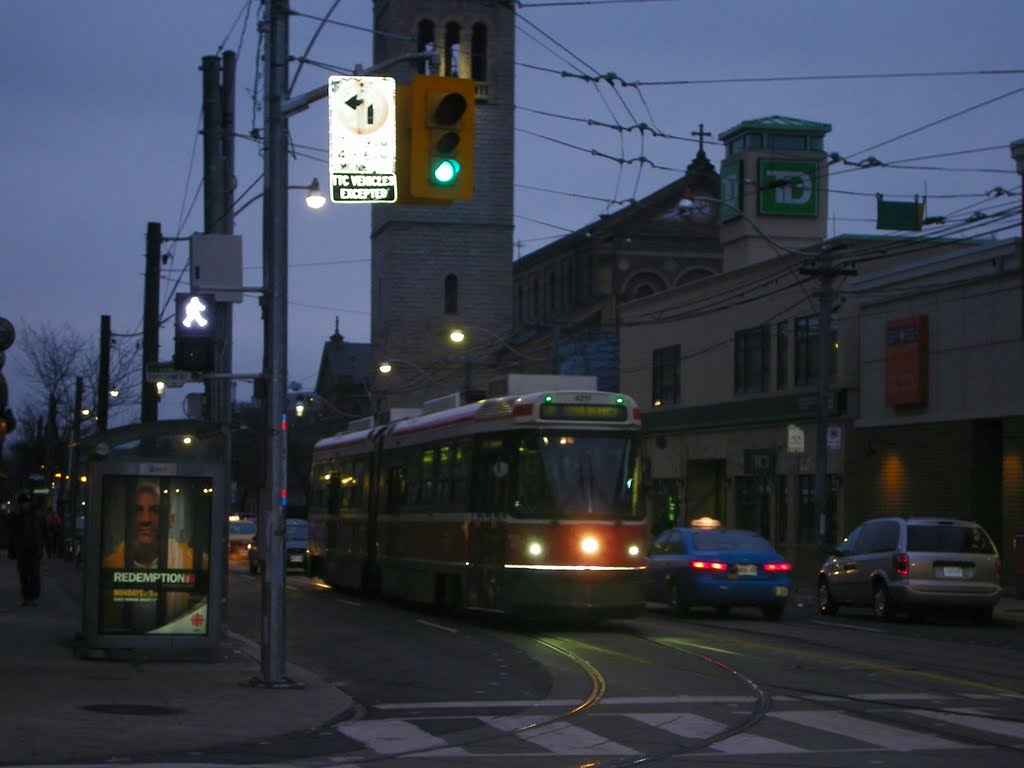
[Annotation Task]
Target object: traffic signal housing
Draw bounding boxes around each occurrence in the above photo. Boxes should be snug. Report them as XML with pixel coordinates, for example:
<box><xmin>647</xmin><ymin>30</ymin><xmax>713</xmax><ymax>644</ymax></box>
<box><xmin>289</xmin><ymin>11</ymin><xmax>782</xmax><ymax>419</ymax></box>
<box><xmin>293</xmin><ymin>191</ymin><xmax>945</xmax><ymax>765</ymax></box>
<box><xmin>408</xmin><ymin>75</ymin><xmax>475</xmax><ymax>201</ymax></box>
<box><xmin>174</xmin><ymin>292</ymin><xmax>215</xmax><ymax>373</ymax></box>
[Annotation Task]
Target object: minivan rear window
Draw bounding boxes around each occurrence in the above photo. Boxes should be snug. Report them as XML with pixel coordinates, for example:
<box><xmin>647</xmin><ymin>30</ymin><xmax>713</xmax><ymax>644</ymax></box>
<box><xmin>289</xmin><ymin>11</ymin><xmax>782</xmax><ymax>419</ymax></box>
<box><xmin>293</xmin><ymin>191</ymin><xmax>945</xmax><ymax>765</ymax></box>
<box><xmin>907</xmin><ymin>525</ymin><xmax>995</xmax><ymax>554</ymax></box>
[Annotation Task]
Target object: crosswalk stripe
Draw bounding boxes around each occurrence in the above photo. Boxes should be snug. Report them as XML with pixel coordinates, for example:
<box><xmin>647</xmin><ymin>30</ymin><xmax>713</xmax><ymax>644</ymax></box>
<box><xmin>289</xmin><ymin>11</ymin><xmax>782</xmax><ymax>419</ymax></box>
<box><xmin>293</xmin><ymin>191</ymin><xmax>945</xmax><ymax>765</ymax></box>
<box><xmin>624</xmin><ymin>713</ymin><xmax>806</xmax><ymax>754</ymax></box>
<box><xmin>769</xmin><ymin>710</ymin><xmax>970</xmax><ymax>751</ymax></box>
<box><xmin>480</xmin><ymin>716</ymin><xmax>639</xmax><ymax>755</ymax></box>
<box><xmin>906</xmin><ymin>708</ymin><xmax>1024</xmax><ymax>739</ymax></box>
<box><xmin>335</xmin><ymin>719</ymin><xmax>469</xmax><ymax>756</ymax></box>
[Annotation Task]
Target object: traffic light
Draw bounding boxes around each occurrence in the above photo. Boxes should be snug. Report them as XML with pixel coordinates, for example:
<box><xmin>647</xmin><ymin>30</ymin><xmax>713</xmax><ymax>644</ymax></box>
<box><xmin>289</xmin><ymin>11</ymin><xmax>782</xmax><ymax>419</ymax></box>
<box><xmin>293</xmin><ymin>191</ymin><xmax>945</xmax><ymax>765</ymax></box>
<box><xmin>174</xmin><ymin>292</ymin><xmax>215</xmax><ymax>373</ymax></box>
<box><xmin>408</xmin><ymin>75</ymin><xmax>475</xmax><ymax>201</ymax></box>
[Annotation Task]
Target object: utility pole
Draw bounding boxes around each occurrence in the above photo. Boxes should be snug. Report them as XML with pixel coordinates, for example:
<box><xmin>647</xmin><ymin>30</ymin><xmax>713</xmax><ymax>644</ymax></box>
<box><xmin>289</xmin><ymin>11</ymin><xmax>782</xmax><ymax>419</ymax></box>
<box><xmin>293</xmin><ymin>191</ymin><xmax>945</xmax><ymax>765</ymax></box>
<box><xmin>202</xmin><ymin>51</ymin><xmax>237</xmax><ymax>643</ymax></box>
<box><xmin>142</xmin><ymin>223</ymin><xmax>161</xmax><ymax>423</ymax></box>
<box><xmin>801</xmin><ymin>247</ymin><xmax>855</xmax><ymax>562</ymax></box>
<box><xmin>97</xmin><ymin>314</ymin><xmax>111</xmax><ymax>432</ymax></box>
<box><xmin>257</xmin><ymin>0</ymin><xmax>292</xmax><ymax>688</ymax></box>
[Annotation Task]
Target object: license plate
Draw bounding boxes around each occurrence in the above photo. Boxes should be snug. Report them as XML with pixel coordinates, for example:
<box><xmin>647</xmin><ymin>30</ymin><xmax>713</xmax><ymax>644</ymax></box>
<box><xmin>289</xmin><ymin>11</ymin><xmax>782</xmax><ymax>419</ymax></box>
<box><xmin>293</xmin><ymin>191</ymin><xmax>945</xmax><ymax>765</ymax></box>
<box><xmin>289</xmin><ymin>555</ymin><xmax>303</xmax><ymax>563</ymax></box>
<box><xmin>942</xmin><ymin>566</ymin><xmax>963</xmax><ymax>578</ymax></box>
<box><xmin>774</xmin><ymin>586</ymin><xmax>789</xmax><ymax>597</ymax></box>
<box><xmin>736</xmin><ymin>564</ymin><xmax>756</xmax><ymax>576</ymax></box>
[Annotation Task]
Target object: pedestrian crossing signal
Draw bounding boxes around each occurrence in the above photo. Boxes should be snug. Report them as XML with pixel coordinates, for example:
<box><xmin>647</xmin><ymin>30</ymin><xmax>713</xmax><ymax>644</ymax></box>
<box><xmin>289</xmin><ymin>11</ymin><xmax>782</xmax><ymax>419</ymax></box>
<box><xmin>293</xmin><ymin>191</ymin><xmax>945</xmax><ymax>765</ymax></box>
<box><xmin>174</xmin><ymin>293</ymin><xmax>215</xmax><ymax>373</ymax></box>
<box><xmin>408</xmin><ymin>75</ymin><xmax>475</xmax><ymax>201</ymax></box>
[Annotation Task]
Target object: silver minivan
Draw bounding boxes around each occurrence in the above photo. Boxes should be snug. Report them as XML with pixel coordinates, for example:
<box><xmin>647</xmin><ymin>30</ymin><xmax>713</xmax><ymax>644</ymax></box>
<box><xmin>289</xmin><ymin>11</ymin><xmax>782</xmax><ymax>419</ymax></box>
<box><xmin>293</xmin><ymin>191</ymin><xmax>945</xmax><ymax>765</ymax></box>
<box><xmin>818</xmin><ymin>517</ymin><xmax>1002</xmax><ymax>623</ymax></box>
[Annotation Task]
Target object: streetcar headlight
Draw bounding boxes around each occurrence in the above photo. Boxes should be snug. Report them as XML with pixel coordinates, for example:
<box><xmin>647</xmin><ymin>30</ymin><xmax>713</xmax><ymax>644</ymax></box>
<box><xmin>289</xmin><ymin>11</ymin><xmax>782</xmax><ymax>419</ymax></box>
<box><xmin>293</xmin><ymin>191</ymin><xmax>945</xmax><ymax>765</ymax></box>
<box><xmin>527</xmin><ymin>540</ymin><xmax>544</xmax><ymax>557</ymax></box>
<box><xmin>580</xmin><ymin>536</ymin><xmax>599</xmax><ymax>555</ymax></box>
<box><xmin>627</xmin><ymin>544</ymin><xmax>640</xmax><ymax>557</ymax></box>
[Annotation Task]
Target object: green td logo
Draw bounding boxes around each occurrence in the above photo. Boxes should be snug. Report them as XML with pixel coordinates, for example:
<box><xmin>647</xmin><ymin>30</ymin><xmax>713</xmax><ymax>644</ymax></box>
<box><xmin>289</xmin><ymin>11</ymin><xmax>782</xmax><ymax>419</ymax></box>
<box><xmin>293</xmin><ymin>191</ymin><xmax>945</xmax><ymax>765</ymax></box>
<box><xmin>758</xmin><ymin>159</ymin><xmax>818</xmax><ymax>216</ymax></box>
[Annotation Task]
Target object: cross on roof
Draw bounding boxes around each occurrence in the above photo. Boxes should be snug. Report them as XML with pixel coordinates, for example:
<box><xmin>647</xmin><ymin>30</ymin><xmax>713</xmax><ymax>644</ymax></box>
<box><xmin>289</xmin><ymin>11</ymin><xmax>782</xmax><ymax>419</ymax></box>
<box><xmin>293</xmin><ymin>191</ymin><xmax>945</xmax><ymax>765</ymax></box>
<box><xmin>691</xmin><ymin>123</ymin><xmax>711</xmax><ymax>153</ymax></box>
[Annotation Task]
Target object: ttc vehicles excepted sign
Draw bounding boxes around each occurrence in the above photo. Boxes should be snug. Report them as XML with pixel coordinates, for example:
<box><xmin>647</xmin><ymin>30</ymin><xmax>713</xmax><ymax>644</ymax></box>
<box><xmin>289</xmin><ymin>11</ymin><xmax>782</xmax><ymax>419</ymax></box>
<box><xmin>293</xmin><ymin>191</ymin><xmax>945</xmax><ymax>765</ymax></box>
<box><xmin>327</xmin><ymin>75</ymin><xmax>397</xmax><ymax>204</ymax></box>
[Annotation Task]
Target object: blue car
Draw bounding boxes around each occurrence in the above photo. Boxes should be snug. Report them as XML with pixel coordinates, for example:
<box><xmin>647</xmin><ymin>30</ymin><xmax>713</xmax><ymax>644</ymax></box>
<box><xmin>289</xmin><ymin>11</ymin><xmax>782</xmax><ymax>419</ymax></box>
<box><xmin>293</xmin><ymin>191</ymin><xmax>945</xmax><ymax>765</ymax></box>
<box><xmin>645</xmin><ymin>522</ymin><xmax>792</xmax><ymax>620</ymax></box>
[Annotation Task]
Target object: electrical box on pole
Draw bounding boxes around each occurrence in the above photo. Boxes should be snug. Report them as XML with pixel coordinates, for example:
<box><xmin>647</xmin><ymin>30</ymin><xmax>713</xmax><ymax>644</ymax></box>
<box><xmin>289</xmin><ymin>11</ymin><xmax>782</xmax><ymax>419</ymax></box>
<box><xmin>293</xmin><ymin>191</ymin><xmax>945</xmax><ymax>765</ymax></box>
<box><xmin>407</xmin><ymin>75</ymin><xmax>475</xmax><ymax>201</ymax></box>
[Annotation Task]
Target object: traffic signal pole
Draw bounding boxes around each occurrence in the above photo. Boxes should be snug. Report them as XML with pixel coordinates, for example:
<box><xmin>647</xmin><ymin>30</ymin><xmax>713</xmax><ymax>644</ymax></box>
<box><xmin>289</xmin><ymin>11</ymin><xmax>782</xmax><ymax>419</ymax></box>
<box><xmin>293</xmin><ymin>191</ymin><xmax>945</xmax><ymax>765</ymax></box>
<box><xmin>254</xmin><ymin>0</ymin><xmax>445</xmax><ymax>687</ymax></box>
<box><xmin>257</xmin><ymin>0</ymin><xmax>292</xmax><ymax>688</ymax></box>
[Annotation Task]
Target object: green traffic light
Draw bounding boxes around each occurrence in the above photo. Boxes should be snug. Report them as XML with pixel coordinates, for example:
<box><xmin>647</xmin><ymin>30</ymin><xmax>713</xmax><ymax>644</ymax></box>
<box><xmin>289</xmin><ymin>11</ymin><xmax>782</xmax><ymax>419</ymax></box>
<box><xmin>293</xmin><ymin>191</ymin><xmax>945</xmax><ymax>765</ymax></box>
<box><xmin>431</xmin><ymin>158</ymin><xmax>461</xmax><ymax>186</ymax></box>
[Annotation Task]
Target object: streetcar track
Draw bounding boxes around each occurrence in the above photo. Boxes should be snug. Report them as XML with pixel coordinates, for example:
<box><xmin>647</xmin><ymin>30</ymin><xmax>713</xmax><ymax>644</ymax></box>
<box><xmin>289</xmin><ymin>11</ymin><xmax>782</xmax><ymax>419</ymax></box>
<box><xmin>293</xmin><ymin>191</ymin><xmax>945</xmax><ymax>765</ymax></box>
<box><xmin>636</xmin><ymin>612</ymin><xmax>1024</xmax><ymax>695</ymax></box>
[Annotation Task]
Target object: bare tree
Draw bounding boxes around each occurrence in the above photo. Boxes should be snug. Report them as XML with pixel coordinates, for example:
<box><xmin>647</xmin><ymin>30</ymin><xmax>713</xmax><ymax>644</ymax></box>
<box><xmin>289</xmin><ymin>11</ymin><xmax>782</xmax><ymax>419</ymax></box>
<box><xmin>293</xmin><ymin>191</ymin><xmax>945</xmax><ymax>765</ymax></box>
<box><xmin>12</xmin><ymin>321</ymin><xmax>141</xmax><ymax>444</ymax></box>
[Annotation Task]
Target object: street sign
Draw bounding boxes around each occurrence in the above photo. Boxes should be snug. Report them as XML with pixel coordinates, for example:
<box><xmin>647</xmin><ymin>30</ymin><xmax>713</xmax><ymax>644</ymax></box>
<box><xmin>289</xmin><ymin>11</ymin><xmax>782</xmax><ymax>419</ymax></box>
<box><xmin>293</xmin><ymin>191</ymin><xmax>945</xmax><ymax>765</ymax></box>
<box><xmin>787</xmin><ymin>423</ymin><xmax>805</xmax><ymax>453</ymax></box>
<box><xmin>146</xmin><ymin>362</ymin><xmax>195</xmax><ymax>388</ymax></box>
<box><xmin>328</xmin><ymin>75</ymin><xmax>397</xmax><ymax>204</ymax></box>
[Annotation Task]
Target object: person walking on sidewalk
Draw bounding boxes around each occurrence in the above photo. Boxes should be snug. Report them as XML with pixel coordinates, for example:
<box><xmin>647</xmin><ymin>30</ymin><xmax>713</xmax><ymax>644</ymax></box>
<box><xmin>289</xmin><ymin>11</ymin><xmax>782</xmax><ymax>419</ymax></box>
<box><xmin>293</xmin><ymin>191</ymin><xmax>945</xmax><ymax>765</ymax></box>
<box><xmin>7</xmin><ymin>491</ymin><xmax>47</xmax><ymax>606</ymax></box>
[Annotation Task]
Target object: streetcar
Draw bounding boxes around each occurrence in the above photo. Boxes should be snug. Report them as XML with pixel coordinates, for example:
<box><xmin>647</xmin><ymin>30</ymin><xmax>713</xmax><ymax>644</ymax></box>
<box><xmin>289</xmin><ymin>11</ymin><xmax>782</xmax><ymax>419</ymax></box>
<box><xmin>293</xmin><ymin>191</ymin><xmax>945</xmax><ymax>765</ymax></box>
<box><xmin>306</xmin><ymin>381</ymin><xmax>647</xmax><ymax>620</ymax></box>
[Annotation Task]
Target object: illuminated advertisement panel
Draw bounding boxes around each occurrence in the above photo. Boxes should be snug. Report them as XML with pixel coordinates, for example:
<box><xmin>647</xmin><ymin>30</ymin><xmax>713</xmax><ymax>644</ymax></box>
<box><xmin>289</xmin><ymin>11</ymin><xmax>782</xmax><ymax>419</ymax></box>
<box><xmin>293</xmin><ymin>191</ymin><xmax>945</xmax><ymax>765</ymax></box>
<box><xmin>98</xmin><ymin>475</ymin><xmax>212</xmax><ymax>635</ymax></box>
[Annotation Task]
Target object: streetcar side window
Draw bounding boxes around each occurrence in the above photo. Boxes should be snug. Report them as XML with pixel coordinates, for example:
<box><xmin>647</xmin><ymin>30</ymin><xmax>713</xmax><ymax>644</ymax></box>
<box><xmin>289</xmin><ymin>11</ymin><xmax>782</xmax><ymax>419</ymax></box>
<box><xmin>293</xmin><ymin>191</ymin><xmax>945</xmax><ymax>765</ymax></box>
<box><xmin>404</xmin><ymin>449</ymin><xmax>421</xmax><ymax>505</ymax></box>
<box><xmin>437</xmin><ymin>444</ymin><xmax>452</xmax><ymax>502</ymax></box>
<box><xmin>451</xmin><ymin>439</ymin><xmax>471</xmax><ymax>504</ymax></box>
<box><xmin>420</xmin><ymin>448</ymin><xmax>437</xmax><ymax>504</ymax></box>
<box><xmin>351</xmin><ymin>458</ymin><xmax>365</xmax><ymax>508</ymax></box>
<box><xmin>387</xmin><ymin>464</ymin><xmax>406</xmax><ymax>515</ymax></box>
<box><xmin>514</xmin><ymin>436</ymin><xmax>547</xmax><ymax>517</ymax></box>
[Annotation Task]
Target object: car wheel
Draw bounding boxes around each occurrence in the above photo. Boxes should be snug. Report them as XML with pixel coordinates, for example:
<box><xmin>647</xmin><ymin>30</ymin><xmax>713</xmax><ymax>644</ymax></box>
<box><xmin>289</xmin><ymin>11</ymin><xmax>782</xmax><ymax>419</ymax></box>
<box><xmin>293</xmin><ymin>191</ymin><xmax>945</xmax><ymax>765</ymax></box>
<box><xmin>872</xmin><ymin>582</ymin><xmax>894</xmax><ymax>621</ymax></box>
<box><xmin>817</xmin><ymin>578</ymin><xmax>838</xmax><ymax>616</ymax></box>
<box><xmin>971</xmin><ymin>606</ymin><xmax>993</xmax><ymax>625</ymax></box>
<box><xmin>762</xmin><ymin>603</ymin><xmax>784</xmax><ymax>621</ymax></box>
<box><xmin>668</xmin><ymin>581</ymin><xmax>690</xmax><ymax>616</ymax></box>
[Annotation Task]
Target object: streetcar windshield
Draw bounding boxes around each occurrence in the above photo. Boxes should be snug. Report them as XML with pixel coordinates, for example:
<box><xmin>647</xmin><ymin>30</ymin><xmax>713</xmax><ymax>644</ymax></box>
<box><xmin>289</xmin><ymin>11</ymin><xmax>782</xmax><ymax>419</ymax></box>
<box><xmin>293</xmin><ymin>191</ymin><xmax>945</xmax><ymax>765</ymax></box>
<box><xmin>512</xmin><ymin>433</ymin><xmax>641</xmax><ymax>520</ymax></box>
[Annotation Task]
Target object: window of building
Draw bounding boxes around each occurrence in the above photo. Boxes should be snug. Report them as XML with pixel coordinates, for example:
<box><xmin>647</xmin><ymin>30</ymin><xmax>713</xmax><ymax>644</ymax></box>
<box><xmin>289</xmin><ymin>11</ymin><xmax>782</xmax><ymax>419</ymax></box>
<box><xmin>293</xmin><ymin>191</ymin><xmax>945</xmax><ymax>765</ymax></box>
<box><xmin>776</xmin><ymin>320</ymin><xmax>789</xmax><ymax>390</ymax></box>
<box><xmin>417</xmin><ymin>20</ymin><xmax>435</xmax><ymax>76</ymax></box>
<box><xmin>651</xmin><ymin>345</ymin><xmax>680</xmax><ymax>406</ymax></box>
<box><xmin>444</xmin><ymin>22</ymin><xmax>461</xmax><ymax>77</ymax></box>
<box><xmin>470</xmin><ymin>23</ymin><xmax>487</xmax><ymax>81</ymax></box>
<box><xmin>444</xmin><ymin>274</ymin><xmax>458</xmax><ymax>314</ymax></box>
<box><xmin>767</xmin><ymin>134</ymin><xmax>806</xmax><ymax>151</ymax></box>
<box><xmin>734</xmin><ymin>325</ymin><xmax>770</xmax><ymax>394</ymax></box>
<box><xmin>794</xmin><ymin>314</ymin><xmax>838</xmax><ymax>387</ymax></box>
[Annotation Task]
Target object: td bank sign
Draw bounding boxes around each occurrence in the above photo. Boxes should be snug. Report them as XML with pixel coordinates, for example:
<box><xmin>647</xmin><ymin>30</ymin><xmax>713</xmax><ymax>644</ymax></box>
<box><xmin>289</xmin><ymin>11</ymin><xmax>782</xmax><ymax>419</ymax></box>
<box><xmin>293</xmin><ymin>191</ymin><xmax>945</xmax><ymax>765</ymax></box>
<box><xmin>758</xmin><ymin>159</ymin><xmax>819</xmax><ymax>216</ymax></box>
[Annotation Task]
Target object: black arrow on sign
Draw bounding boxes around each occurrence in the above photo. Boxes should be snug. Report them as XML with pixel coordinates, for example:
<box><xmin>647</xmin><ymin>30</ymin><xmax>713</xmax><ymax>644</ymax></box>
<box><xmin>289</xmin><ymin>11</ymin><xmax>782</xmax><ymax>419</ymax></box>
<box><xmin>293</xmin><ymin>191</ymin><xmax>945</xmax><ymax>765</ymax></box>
<box><xmin>346</xmin><ymin>94</ymin><xmax>365</xmax><ymax>111</ymax></box>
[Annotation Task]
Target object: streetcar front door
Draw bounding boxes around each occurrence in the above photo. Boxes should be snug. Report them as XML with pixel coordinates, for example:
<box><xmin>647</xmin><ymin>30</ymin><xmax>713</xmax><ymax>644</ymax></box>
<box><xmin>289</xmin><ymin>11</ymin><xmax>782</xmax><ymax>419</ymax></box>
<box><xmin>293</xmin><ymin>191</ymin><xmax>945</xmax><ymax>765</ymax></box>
<box><xmin>466</xmin><ymin>439</ymin><xmax>511</xmax><ymax>611</ymax></box>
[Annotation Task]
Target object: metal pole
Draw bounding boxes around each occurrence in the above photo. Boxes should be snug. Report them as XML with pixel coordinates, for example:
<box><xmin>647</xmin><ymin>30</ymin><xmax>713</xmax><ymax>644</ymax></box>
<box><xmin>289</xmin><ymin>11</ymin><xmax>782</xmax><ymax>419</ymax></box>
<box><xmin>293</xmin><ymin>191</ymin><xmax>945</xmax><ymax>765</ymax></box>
<box><xmin>256</xmin><ymin>0</ymin><xmax>294</xmax><ymax>688</ymax></box>
<box><xmin>97</xmin><ymin>315</ymin><xmax>110</xmax><ymax>432</ymax></box>
<box><xmin>142</xmin><ymin>224</ymin><xmax>161</xmax><ymax>422</ymax></box>
<box><xmin>813</xmin><ymin>249</ymin><xmax>833</xmax><ymax>562</ymax></box>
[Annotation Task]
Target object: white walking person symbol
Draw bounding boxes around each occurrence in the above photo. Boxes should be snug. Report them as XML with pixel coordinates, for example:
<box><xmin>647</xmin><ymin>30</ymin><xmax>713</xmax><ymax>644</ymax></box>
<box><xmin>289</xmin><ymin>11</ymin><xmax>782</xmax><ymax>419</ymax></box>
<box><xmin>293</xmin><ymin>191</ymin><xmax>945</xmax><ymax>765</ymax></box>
<box><xmin>182</xmin><ymin>296</ymin><xmax>209</xmax><ymax>329</ymax></box>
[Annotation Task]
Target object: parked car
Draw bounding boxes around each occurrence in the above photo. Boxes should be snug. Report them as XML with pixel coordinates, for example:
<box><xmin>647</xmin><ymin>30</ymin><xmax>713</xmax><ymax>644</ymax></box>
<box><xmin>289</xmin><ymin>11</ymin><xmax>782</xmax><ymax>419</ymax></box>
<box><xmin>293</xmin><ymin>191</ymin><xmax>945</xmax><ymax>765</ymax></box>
<box><xmin>645</xmin><ymin>520</ymin><xmax>792</xmax><ymax>620</ymax></box>
<box><xmin>227</xmin><ymin>516</ymin><xmax>257</xmax><ymax>562</ymax></box>
<box><xmin>248</xmin><ymin>518</ymin><xmax>310</xmax><ymax>576</ymax></box>
<box><xmin>817</xmin><ymin>517</ymin><xmax>1002</xmax><ymax>623</ymax></box>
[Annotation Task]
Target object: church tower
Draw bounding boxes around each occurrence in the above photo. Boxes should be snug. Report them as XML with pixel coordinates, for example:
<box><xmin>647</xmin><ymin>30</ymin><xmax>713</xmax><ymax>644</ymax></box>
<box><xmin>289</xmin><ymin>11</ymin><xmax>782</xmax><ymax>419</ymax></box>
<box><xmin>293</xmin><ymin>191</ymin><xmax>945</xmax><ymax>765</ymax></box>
<box><xmin>370</xmin><ymin>0</ymin><xmax>515</xmax><ymax>407</ymax></box>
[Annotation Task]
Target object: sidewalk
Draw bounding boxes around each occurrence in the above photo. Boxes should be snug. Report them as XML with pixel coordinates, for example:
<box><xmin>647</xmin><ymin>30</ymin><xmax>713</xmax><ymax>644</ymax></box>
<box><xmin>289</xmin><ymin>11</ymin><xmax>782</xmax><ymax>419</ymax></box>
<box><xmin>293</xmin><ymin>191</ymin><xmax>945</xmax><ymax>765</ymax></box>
<box><xmin>0</xmin><ymin>556</ymin><xmax>354</xmax><ymax>766</ymax></box>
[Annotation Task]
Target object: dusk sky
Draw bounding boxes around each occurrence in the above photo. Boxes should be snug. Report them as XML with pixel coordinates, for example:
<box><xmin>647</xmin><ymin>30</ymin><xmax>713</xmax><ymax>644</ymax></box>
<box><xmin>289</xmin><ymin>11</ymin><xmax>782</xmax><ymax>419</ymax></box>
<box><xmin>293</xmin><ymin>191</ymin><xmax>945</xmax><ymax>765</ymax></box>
<box><xmin>2</xmin><ymin>0</ymin><xmax>1022</xmax><ymax>428</ymax></box>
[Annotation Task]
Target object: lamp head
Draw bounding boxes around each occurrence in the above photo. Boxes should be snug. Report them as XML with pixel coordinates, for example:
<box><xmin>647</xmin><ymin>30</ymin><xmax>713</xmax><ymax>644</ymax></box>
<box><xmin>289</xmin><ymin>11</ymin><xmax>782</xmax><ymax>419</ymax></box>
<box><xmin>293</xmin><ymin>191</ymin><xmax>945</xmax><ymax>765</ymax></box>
<box><xmin>305</xmin><ymin>178</ymin><xmax>327</xmax><ymax>209</ymax></box>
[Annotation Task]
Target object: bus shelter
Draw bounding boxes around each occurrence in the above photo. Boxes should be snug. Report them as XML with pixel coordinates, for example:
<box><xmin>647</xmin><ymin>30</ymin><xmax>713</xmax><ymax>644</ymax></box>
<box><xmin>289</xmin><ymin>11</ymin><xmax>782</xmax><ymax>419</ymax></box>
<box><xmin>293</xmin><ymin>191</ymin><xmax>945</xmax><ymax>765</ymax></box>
<box><xmin>78</xmin><ymin>420</ymin><xmax>227</xmax><ymax>659</ymax></box>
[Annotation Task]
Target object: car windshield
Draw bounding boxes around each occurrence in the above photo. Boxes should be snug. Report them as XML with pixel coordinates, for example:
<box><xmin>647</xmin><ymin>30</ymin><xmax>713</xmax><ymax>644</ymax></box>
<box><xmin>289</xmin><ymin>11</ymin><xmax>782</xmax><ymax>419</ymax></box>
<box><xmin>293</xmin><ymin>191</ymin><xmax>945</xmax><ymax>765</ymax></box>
<box><xmin>230</xmin><ymin>520</ymin><xmax>256</xmax><ymax>536</ymax></box>
<box><xmin>907</xmin><ymin>524</ymin><xmax>995</xmax><ymax>554</ymax></box>
<box><xmin>286</xmin><ymin>519</ymin><xmax>308</xmax><ymax>544</ymax></box>
<box><xmin>691</xmin><ymin>530</ymin><xmax>775</xmax><ymax>552</ymax></box>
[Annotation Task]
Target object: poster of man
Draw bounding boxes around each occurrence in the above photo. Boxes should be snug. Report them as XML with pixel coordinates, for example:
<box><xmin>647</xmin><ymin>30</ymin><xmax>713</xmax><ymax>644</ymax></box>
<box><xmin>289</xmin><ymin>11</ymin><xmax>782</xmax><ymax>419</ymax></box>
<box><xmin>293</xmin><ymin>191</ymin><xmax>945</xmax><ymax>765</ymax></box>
<box><xmin>99</xmin><ymin>475</ymin><xmax>211</xmax><ymax>635</ymax></box>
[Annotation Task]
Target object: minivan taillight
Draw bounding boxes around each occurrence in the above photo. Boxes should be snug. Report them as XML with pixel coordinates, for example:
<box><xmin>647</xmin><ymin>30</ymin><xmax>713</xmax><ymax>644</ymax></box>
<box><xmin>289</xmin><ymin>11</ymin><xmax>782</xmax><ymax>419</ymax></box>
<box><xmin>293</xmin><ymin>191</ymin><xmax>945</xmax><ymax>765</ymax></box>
<box><xmin>893</xmin><ymin>553</ymin><xmax>909</xmax><ymax>576</ymax></box>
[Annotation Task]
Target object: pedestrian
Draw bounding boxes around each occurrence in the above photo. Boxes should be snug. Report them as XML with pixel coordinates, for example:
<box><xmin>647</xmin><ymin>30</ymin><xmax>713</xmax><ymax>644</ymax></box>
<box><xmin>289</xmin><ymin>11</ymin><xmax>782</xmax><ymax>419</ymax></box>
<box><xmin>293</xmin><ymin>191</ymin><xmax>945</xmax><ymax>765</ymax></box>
<box><xmin>7</xmin><ymin>491</ymin><xmax>47</xmax><ymax>606</ymax></box>
<box><xmin>44</xmin><ymin>504</ymin><xmax>62</xmax><ymax>558</ymax></box>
